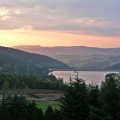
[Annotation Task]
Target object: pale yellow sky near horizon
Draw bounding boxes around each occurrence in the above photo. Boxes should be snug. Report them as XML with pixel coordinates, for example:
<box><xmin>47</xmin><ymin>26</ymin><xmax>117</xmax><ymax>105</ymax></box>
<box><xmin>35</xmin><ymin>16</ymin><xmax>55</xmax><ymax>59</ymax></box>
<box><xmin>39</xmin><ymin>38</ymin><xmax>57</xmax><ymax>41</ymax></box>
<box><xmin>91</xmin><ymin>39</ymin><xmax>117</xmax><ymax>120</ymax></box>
<box><xmin>0</xmin><ymin>29</ymin><xmax>120</xmax><ymax>48</ymax></box>
<box><xmin>0</xmin><ymin>0</ymin><xmax>120</xmax><ymax>48</ymax></box>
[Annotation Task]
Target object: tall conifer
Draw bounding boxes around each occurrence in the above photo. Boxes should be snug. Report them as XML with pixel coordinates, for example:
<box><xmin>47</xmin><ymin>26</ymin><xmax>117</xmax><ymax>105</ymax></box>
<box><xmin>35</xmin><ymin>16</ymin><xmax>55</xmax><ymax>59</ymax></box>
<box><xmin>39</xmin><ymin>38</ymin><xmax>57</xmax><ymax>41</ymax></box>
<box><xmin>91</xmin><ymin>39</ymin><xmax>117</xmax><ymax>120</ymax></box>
<box><xmin>60</xmin><ymin>77</ymin><xmax>89</xmax><ymax>120</ymax></box>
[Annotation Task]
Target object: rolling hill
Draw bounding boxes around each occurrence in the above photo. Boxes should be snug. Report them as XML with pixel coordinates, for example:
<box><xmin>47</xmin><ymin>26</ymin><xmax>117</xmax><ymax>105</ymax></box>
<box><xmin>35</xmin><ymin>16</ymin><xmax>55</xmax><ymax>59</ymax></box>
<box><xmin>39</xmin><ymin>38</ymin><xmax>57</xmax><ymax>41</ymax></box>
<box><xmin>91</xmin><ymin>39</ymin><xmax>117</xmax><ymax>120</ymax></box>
<box><xmin>0</xmin><ymin>46</ymin><xmax>70</xmax><ymax>74</ymax></box>
<box><xmin>12</xmin><ymin>45</ymin><xmax>120</xmax><ymax>56</ymax></box>
<box><xmin>12</xmin><ymin>45</ymin><xmax>120</xmax><ymax>70</ymax></box>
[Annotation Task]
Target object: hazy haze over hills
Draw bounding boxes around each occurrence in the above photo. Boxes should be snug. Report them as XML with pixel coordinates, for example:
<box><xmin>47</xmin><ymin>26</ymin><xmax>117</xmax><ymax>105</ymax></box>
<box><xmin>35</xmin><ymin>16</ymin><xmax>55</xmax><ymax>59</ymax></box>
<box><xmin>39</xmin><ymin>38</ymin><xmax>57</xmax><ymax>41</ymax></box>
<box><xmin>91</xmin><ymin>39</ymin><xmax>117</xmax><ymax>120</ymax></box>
<box><xmin>13</xmin><ymin>45</ymin><xmax>120</xmax><ymax>56</ymax></box>
<box><xmin>12</xmin><ymin>45</ymin><xmax>120</xmax><ymax>70</ymax></box>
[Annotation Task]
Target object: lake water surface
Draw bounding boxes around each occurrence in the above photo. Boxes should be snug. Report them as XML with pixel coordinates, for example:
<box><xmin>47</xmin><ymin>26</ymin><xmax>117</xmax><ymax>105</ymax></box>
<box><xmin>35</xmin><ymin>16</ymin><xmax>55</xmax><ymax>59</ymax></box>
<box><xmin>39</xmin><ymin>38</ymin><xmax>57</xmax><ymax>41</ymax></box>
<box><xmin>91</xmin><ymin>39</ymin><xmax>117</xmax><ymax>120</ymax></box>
<box><xmin>50</xmin><ymin>71</ymin><xmax>119</xmax><ymax>85</ymax></box>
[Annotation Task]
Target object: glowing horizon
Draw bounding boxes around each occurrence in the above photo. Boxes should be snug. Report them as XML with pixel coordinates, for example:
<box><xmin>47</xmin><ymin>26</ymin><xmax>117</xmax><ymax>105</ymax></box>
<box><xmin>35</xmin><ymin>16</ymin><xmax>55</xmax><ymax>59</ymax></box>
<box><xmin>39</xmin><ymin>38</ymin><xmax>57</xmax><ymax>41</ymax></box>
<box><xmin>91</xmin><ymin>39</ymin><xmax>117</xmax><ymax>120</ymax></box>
<box><xmin>0</xmin><ymin>0</ymin><xmax>120</xmax><ymax>48</ymax></box>
<box><xmin>0</xmin><ymin>29</ymin><xmax>120</xmax><ymax>48</ymax></box>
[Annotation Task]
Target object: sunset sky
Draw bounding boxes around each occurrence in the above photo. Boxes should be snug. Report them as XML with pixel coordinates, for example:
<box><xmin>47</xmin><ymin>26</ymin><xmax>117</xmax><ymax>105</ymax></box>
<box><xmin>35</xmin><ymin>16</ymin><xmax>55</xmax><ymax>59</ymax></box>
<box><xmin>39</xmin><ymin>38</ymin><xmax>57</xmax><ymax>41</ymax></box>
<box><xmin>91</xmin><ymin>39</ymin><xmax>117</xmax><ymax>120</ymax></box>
<box><xmin>0</xmin><ymin>0</ymin><xmax>120</xmax><ymax>48</ymax></box>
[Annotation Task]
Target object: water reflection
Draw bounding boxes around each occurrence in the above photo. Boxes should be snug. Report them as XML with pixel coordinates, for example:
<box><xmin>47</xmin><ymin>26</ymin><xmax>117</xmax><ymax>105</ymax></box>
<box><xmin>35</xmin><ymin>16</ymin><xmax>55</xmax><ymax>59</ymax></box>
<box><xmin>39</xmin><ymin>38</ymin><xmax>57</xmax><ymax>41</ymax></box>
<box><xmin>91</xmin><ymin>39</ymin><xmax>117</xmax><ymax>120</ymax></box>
<box><xmin>50</xmin><ymin>71</ymin><xmax>119</xmax><ymax>85</ymax></box>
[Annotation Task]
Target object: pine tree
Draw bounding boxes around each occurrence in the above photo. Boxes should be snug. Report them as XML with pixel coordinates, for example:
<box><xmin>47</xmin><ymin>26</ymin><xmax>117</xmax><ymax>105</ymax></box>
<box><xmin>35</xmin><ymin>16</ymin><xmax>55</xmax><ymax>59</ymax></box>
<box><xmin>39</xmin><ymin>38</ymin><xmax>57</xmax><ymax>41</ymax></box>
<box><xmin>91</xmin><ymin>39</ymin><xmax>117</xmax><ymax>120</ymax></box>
<box><xmin>89</xmin><ymin>73</ymin><xmax>120</xmax><ymax>120</ymax></box>
<box><xmin>33</xmin><ymin>108</ymin><xmax>44</xmax><ymax>120</ymax></box>
<box><xmin>89</xmin><ymin>106</ymin><xmax>107</xmax><ymax>120</ymax></box>
<box><xmin>10</xmin><ymin>94</ymin><xmax>20</xmax><ymax>120</ymax></box>
<box><xmin>60</xmin><ymin>77</ymin><xmax>89</xmax><ymax>120</ymax></box>
<box><xmin>100</xmin><ymin>73</ymin><xmax>120</xmax><ymax>119</ymax></box>
<box><xmin>0</xmin><ymin>94</ymin><xmax>41</xmax><ymax>120</ymax></box>
<box><xmin>0</xmin><ymin>96</ymin><xmax>10</xmax><ymax>120</ymax></box>
<box><xmin>27</xmin><ymin>101</ymin><xmax>36</xmax><ymax>120</ymax></box>
<box><xmin>88</xmin><ymin>84</ymin><xmax>100</xmax><ymax>107</ymax></box>
<box><xmin>17</xmin><ymin>95</ymin><xmax>28</xmax><ymax>120</ymax></box>
<box><xmin>44</xmin><ymin>105</ymin><xmax>55</xmax><ymax>120</ymax></box>
<box><xmin>54</xmin><ymin>109</ymin><xmax>62</xmax><ymax>120</ymax></box>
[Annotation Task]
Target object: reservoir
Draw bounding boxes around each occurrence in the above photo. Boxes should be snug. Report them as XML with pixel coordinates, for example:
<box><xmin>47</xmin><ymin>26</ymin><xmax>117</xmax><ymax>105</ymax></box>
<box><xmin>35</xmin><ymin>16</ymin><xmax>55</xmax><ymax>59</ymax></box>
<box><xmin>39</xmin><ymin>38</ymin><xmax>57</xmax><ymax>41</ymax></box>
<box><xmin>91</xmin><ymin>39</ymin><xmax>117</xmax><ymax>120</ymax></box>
<box><xmin>50</xmin><ymin>71</ymin><xmax>119</xmax><ymax>85</ymax></box>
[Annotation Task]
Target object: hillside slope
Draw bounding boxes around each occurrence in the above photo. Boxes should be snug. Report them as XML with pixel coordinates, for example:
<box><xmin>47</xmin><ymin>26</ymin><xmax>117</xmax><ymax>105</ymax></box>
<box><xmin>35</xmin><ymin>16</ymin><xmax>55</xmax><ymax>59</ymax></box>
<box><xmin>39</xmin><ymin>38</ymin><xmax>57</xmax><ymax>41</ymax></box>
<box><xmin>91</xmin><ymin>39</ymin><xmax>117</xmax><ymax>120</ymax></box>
<box><xmin>0</xmin><ymin>46</ymin><xmax>70</xmax><ymax>74</ymax></box>
<box><xmin>12</xmin><ymin>45</ymin><xmax>120</xmax><ymax>70</ymax></box>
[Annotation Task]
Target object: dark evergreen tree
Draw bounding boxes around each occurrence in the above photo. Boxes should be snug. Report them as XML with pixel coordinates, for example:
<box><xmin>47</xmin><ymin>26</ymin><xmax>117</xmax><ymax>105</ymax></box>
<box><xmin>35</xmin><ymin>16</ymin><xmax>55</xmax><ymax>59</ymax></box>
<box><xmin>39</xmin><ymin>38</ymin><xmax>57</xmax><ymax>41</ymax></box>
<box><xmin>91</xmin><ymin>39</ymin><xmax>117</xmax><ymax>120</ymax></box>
<box><xmin>0</xmin><ymin>94</ymin><xmax>45</xmax><ymax>120</ymax></box>
<box><xmin>44</xmin><ymin>105</ymin><xmax>55</xmax><ymax>120</ymax></box>
<box><xmin>27</xmin><ymin>101</ymin><xmax>36</xmax><ymax>120</ymax></box>
<box><xmin>88</xmin><ymin>84</ymin><xmax>100</xmax><ymax>107</ymax></box>
<box><xmin>89</xmin><ymin>73</ymin><xmax>120</xmax><ymax>120</ymax></box>
<box><xmin>10</xmin><ymin>94</ymin><xmax>21</xmax><ymax>120</ymax></box>
<box><xmin>0</xmin><ymin>96</ymin><xmax>9</xmax><ymax>120</ymax></box>
<box><xmin>9</xmin><ymin>94</ymin><xmax>28</xmax><ymax>120</ymax></box>
<box><xmin>89</xmin><ymin>106</ymin><xmax>107</xmax><ymax>120</ymax></box>
<box><xmin>60</xmin><ymin>77</ymin><xmax>89</xmax><ymax>120</ymax></box>
<box><xmin>17</xmin><ymin>95</ymin><xmax>28</xmax><ymax>120</ymax></box>
<box><xmin>33</xmin><ymin>108</ymin><xmax>44</xmax><ymax>120</ymax></box>
<box><xmin>54</xmin><ymin>109</ymin><xmax>62</xmax><ymax>120</ymax></box>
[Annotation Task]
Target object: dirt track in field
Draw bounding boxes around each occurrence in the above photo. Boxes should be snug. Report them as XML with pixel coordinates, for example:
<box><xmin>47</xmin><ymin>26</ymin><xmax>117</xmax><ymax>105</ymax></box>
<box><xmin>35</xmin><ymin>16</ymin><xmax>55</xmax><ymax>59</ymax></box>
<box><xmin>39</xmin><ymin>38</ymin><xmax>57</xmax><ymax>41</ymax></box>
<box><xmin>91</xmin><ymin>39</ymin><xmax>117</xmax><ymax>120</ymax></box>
<box><xmin>0</xmin><ymin>89</ymin><xmax>64</xmax><ymax>101</ymax></box>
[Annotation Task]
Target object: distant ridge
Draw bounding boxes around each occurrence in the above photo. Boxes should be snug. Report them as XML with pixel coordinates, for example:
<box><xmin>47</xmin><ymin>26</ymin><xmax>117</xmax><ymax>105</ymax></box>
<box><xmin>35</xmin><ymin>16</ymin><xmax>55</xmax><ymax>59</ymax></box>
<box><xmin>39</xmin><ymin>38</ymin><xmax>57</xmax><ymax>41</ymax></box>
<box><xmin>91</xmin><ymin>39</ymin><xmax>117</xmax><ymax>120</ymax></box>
<box><xmin>12</xmin><ymin>45</ymin><xmax>120</xmax><ymax>70</ymax></box>
<box><xmin>12</xmin><ymin>45</ymin><xmax>120</xmax><ymax>56</ymax></box>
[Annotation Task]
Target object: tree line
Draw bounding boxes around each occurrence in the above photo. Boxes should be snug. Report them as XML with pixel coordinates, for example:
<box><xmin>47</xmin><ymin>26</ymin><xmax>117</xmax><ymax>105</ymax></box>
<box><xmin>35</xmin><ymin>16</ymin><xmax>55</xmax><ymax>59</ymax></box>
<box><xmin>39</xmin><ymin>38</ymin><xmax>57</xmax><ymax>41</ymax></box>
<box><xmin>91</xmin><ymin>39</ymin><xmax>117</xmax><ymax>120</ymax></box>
<box><xmin>0</xmin><ymin>73</ymin><xmax>66</xmax><ymax>91</ymax></box>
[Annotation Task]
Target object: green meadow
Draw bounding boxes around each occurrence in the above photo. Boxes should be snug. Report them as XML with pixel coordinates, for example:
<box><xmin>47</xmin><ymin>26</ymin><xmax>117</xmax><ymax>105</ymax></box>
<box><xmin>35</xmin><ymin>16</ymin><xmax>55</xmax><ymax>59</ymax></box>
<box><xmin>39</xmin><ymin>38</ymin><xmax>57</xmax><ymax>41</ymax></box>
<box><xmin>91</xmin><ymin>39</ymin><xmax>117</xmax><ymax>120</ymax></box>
<box><xmin>36</xmin><ymin>101</ymin><xmax>60</xmax><ymax>113</ymax></box>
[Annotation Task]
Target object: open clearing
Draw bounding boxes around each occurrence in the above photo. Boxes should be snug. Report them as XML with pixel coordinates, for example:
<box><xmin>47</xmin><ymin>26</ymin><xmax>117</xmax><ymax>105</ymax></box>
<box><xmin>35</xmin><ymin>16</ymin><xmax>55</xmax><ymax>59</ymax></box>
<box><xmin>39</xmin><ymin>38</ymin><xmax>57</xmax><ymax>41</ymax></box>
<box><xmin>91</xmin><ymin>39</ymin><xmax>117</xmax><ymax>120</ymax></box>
<box><xmin>36</xmin><ymin>101</ymin><xmax>60</xmax><ymax>113</ymax></box>
<box><xmin>0</xmin><ymin>88</ymin><xmax>64</xmax><ymax>101</ymax></box>
<box><xmin>0</xmin><ymin>89</ymin><xmax>63</xmax><ymax>111</ymax></box>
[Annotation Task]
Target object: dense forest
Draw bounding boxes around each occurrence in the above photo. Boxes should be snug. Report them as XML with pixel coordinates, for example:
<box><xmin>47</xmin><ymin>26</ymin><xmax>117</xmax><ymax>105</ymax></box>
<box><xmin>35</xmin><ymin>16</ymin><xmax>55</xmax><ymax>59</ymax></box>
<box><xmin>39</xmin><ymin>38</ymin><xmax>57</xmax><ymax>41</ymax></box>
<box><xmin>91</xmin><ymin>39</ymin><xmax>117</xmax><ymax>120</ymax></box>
<box><xmin>0</xmin><ymin>73</ymin><xmax>120</xmax><ymax>120</ymax></box>
<box><xmin>0</xmin><ymin>73</ymin><xmax>66</xmax><ymax>91</ymax></box>
<box><xmin>0</xmin><ymin>94</ymin><xmax>60</xmax><ymax>120</ymax></box>
<box><xmin>0</xmin><ymin>46</ymin><xmax>70</xmax><ymax>74</ymax></box>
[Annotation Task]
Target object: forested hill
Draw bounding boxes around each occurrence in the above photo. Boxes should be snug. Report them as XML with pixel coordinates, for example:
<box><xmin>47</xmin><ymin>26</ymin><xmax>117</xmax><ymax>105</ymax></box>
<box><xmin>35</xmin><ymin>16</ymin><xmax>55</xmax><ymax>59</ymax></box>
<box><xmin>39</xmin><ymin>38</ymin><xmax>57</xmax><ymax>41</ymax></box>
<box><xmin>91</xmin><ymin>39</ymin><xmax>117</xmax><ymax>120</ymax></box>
<box><xmin>13</xmin><ymin>45</ymin><xmax>120</xmax><ymax>70</ymax></box>
<box><xmin>0</xmin><ymin>46</ymin><xmax>69</xmax><ymax>74</ymax></box>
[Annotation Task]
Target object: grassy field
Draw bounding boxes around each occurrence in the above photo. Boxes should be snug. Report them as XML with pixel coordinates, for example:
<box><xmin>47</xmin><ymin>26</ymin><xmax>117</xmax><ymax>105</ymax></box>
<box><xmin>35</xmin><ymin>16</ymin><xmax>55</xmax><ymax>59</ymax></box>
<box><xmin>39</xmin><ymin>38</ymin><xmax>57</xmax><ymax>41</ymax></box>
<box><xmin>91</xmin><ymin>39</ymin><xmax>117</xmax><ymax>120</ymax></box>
<box><xmin>0</xmin><ymin>89</ymin><xmax>62</xmax><ymax>113</ymax></box>
<box><xmin>36</xmin><ymin>101</ymin><xmax>60</xmax><ymax>113</ymax></box>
